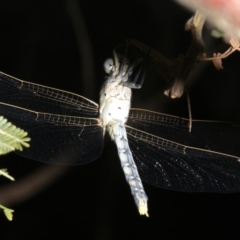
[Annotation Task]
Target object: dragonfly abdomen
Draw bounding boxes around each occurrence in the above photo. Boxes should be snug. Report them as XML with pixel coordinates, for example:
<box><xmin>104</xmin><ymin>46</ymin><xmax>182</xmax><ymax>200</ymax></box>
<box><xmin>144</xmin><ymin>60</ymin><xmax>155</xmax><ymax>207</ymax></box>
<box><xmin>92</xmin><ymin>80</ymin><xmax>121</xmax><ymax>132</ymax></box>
<box><xmin>108</xmin><ymin>120</ymin><xmax>149</xmax><ymax>216</ymax></box>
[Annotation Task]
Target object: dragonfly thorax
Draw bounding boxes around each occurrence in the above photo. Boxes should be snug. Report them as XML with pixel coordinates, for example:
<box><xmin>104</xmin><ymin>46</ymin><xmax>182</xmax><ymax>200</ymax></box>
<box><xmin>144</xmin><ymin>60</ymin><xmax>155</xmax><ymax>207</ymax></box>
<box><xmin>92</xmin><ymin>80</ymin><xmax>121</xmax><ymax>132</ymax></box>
<box><xmin>99</xmin><ymin>81</ymin><xmax>132</xmax><ymax>128</ymax></box>
<box><xmin>99</xmin><ymin>55</ymin><xmax>133</xmax><ymax>130</ymax></box>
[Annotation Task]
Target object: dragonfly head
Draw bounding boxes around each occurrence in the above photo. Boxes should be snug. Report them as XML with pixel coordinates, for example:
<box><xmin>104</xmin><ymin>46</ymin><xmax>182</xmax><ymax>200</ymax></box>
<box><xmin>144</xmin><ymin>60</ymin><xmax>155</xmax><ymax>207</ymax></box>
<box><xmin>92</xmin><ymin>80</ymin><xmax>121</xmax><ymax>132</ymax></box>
<box><xmin>103</xmin><ymin>48</ymin><xmax>146</xmax><ymax>87</ymax></box>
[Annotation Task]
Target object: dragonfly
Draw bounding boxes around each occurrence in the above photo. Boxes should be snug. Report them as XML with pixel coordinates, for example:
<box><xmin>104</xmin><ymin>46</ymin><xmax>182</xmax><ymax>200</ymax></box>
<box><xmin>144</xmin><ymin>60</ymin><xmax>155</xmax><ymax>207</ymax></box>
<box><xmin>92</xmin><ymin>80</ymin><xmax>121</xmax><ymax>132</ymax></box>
<box><xmin>0</xmin><ymin>51</ymin><xmax>240</xmax><ymax>217</ymax></box>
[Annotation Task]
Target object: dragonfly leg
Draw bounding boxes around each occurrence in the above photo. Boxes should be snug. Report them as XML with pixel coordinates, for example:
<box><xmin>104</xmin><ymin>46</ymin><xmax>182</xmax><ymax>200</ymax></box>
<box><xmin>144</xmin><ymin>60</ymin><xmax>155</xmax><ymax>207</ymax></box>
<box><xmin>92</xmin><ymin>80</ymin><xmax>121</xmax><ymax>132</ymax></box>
<box><xmin>123</xmin><ymin>61</ymin><xmax>145</xmax><ymax>89</ymax></box>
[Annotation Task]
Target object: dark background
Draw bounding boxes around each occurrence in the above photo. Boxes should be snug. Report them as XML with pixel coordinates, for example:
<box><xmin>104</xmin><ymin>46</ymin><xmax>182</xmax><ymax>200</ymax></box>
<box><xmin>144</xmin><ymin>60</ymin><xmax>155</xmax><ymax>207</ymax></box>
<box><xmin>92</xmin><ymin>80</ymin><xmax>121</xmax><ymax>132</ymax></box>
<box><xmin>0</xmin><ymin>0</ymin><xmax>240</xmax><ymax>239</ymax></box>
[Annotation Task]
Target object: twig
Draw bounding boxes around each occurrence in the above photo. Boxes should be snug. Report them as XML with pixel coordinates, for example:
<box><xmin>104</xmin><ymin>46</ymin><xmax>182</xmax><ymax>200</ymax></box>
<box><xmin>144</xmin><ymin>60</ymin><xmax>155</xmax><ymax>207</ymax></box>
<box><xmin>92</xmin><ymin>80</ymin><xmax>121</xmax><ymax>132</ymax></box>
<box><xmin>0</xmin><ymin>165</ymin><xmax>70</xmax><ymax>206</ymax></box>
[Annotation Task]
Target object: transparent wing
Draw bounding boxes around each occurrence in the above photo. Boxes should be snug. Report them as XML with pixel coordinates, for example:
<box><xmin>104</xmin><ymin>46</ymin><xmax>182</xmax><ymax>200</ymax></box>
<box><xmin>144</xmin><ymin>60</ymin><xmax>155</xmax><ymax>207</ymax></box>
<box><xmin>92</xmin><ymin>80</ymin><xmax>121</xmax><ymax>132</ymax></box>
<box><xmin>0</xmin><ymin>72</ymin><xmax>103</xmax><ymax>165</ymax></box>
<box><xmin>0</xmin><ymin>71</ymin><xmax>98</xmax><ymax>117</ymax></box>
<box><xmin>126</xmin><ymin>109</ymin><xmax>240</xmax><ymax>192</ymax></box>
<box><xmin>0</xmin><ymin>103</ymin><xmax>103</xmax><ymax>165</ymax></box>
<box><xmin>129</xmin><ymin>109</ymin><xmax>240</xmax><ymax>156</ymax></box>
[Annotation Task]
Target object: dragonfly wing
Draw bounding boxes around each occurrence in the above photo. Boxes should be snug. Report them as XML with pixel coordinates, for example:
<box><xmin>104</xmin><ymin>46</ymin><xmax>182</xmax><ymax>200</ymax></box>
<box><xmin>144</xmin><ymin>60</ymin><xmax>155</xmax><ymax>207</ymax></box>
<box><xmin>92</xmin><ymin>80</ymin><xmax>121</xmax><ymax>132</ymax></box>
<box><xmin>126</xmin><ymin>125</ymin><xmax>240</xmax><ymax>192</ymax></box>
<box><xmin>0</xmin><ymin>71</ymin><xmax>98</xmax><ymax>117</ymax></box>
<box><xmin>129</xmin><ymin>109</ymin><xmax>240</xmax><ymax>156</ymax></box>
<box><xmin>0</xmin><ymin>103</ymin><xmax>104</xmax><ymax>165</ymax></box>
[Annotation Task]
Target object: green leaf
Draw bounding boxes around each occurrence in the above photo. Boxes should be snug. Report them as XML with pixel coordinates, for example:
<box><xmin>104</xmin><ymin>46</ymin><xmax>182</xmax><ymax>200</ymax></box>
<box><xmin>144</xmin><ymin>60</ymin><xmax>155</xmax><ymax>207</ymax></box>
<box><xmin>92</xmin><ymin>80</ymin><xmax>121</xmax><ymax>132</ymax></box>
<box><xmin>0</xmin><ymin>115</ymin><xmax>31</xmax><ymax>220</ymax></box>
<box><xmin>0</xmin><ymin>205</ymin><xmax>14</xmax><ymax>221</ymax></box>
<box><xmin>0</xmin><ymin>168</ymin><xmax>15</xmax><ymax>181</ymax></box>
<box><xmin>0</xmin><ymin>116</ymin><xmax>31</xmax><ymax>155</ymax></box>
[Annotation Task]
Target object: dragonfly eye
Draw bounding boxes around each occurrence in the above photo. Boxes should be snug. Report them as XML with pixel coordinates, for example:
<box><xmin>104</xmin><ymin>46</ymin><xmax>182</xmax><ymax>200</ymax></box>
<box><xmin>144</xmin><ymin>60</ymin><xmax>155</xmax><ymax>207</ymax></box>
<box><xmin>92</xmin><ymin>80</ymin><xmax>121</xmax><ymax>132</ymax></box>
<box><xmin>103</xmin><ymin>58</ymin><xmax>114</xmax><ymax>74</ymax></box>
